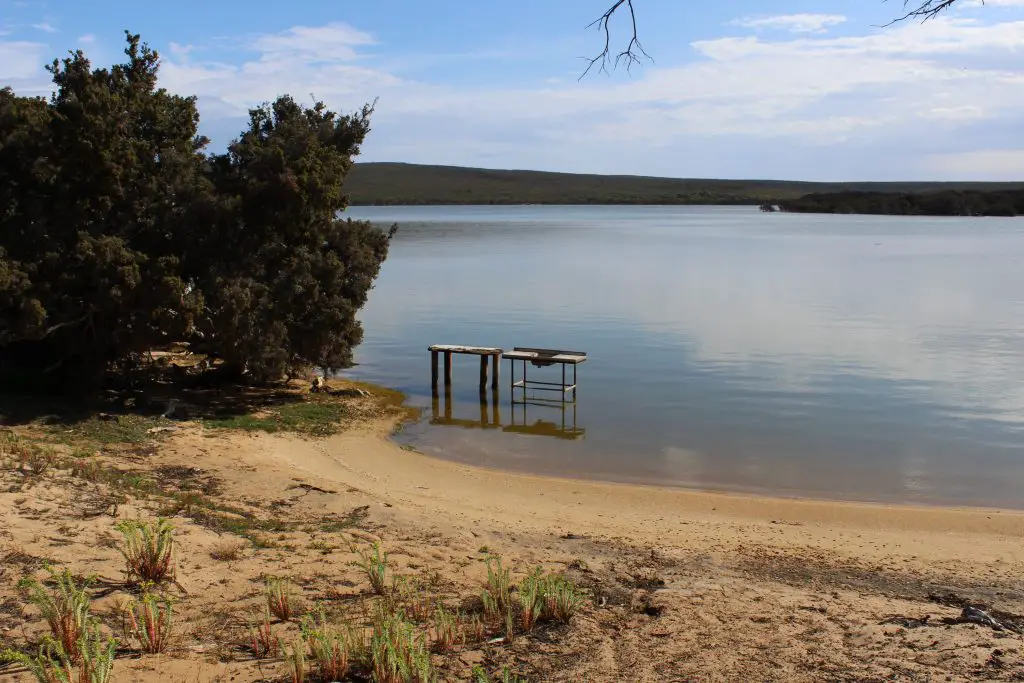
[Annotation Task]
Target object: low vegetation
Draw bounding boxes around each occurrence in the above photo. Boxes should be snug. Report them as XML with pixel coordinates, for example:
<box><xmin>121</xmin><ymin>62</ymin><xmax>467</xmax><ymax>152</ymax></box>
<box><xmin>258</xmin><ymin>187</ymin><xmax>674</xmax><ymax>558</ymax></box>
<box><xmin>357</xmin><ymin>542</ymin><xmax>391</xmax><ymax>596</ymax></box>
<box><xmin>3</xmin><ymin>568</ymin><xmax>116</xmax><ymax>683</ymax></box>
<box><xmin>776</xmin><ymin>188</ymin><xmax>1024</xmax><ymax>216</ymax></box>
<box><xmin>16</xmin><ymin>568</ymin><xmax>93</xmax><ymax>663</ymax></box>
<box><xmin>123</xmin><ymin>593</ymin><xmax>174</xmax><ymax>654</ymax></box>
<box><xmin>0</xmin><ymin>421</ymin><xmax>590</xmax><ymax>682</ymax></box>
<box><xmin>202</xmin><ymin>399</ymin><xmax>354</xmax><ymax>437</ymax></box>
<box><xmin>115</xmin><ymin>518</ymin><xmax>175</xmax><ymax>585</ymax></box>
<box><xmin>265</xmin><ymin>576</ymin><xmax>296</xmax><ymax>622</ymax></box>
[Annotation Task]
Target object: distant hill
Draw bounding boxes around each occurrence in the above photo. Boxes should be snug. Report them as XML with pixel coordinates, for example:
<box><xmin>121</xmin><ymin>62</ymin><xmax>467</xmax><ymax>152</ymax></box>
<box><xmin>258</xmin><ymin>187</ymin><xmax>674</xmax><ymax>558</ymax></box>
<box><xmin>344</xmin><ymin>162</ymin><xmax>1024</xmax><ymax>206</ymax></box>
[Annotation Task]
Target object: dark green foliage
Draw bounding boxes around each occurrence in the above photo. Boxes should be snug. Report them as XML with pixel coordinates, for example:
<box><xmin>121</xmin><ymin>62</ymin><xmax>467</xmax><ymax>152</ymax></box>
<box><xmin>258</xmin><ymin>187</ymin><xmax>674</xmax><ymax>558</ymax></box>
<box><xmin>0</xmin><ymin>33</ymin><xmax>392</xmax><ymax>391</ymax></box>
<box><xmin>344</xmin><ymin>162</ymin><xmax>1024</xmax><ymax>206</ymax></box>
<box><xmin>778</xmin><ymin>189</ymin><xmax>1024</xmax><ymax>217</ymax></box>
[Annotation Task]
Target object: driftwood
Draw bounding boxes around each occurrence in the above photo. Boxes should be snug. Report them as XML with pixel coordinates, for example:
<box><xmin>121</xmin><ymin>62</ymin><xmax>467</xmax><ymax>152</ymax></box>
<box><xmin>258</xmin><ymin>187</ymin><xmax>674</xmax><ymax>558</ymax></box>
<box><xmin>947</xmin><ymin>606</ymin><xmax>1022</xmax><ymax>634</ymax></box>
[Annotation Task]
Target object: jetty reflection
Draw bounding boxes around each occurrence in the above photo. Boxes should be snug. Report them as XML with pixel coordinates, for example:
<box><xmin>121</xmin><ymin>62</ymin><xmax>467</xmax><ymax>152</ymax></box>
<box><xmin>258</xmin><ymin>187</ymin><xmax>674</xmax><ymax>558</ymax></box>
<box><xmin>430</xmin><ymin>390</ymin><xmax>584</xmax><ymax>440</ymax></box>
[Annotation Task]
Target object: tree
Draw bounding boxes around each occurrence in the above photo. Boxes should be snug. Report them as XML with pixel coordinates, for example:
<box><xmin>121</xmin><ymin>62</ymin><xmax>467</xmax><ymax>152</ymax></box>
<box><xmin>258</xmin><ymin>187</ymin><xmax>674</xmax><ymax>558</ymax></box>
<box><xmin>0</xmin><ymin>33</ymin><xmax>393</xmax><ymax>390</ymax></box>
<box><xmin>585</xmin><ymin>1</ymin><xmax>966</xmax><ymax>75</ymax></box>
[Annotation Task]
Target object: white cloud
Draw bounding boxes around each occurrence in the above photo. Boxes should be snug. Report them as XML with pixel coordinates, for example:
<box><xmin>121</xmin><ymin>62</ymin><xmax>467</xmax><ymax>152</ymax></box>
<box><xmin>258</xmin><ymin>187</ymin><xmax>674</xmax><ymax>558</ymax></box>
<box><xmin>250</xmin><ymin>23</ymin><xmax>375</xmax><ymax>63</ymax></box>
<box><xmin>7</xmin><ymin>14</ymin><xmax>1024</xmax><ymax>179</ymax></box>
<box><xmin>730</xmin><ymin>13</ymin><xmax>847</xmax><ymax>34</ymax></box>
<box><xmin>929</xmin><ymin>149</ymin><xmax>1024</xmax><ymax>177</ymax></box>
<box><xmin>77</xmin><ymin>33</ymin><xmax>95</xmax><ymax>45</ymax></box>
<box><xmin>31</xmin><ymin>22</ymin><xmax>57</xmax><ymax>34</ymax></box>
<box><xmin>0</xmin><ymin>39</ymin><xmax>50</xmax><ymax>82</ymax></box>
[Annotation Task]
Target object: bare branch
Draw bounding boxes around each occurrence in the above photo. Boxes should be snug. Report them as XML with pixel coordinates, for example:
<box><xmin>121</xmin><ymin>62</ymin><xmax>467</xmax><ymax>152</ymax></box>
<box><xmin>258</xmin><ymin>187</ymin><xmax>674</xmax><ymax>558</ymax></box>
<box><xmin>886</xmin><ymin>0</ymin><xmax>962</xmax><ymax>25</ymax></box>
<box><xmin>580</xmin><ymin>0</ymin><xmax>651</xmax><ymax>80</ymax></box>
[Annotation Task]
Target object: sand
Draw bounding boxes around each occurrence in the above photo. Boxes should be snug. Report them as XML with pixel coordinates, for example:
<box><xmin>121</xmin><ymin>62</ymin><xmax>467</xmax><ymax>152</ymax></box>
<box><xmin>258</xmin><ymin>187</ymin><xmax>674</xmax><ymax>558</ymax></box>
<box><xmin>1</xmin><ymin>384</ymin><xmax>1022</xmax><ymax>682</ymax></box>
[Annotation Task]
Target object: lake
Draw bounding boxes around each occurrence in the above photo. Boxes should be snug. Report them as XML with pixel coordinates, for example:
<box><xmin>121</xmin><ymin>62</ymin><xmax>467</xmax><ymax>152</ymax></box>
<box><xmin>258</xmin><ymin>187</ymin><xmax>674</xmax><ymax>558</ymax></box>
<box><xmin>342</xmin><ymin>205</ymin><xmax>1024</xmax><ymax>508</ymax></box>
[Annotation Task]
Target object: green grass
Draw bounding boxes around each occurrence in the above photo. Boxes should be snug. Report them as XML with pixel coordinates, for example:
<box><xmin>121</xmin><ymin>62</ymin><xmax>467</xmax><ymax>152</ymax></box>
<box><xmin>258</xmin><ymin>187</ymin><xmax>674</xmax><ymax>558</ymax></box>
<box><xmin>202</xmin><ymin>399</ymin><xmax>353</xmax><ymax>437</ymax></box>
<box><xmin>47</xmin><ymin>414</ymin><xmax>165</xmax><ymax>446</ymax></box>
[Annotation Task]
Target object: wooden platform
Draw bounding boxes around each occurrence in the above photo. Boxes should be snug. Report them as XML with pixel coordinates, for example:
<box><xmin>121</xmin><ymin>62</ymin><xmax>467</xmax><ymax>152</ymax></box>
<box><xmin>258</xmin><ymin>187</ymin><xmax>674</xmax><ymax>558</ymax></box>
<box><xmin>428</xmin><ymin>345</ymin><xmax>502</xmax><ymax>356</ymax></box>
<box><xmin>428</xmin><ymin>345</ymin><xmax>502</xmax><ymax>392</ymax></box>
<box><xmin>502</xmin><ymin>347</ymin><xmax>587</xmax><ymax>365</ymax></box>
<box><xmin>503</xmin><ymin>347</ymin><xmax>586</xmax><ymax>401</ymax></box>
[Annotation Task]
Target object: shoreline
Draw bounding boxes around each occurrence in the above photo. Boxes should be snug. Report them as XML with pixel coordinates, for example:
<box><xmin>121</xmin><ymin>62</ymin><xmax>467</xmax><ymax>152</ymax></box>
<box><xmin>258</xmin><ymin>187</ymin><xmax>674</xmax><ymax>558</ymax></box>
<box><xmin>386</xmin><ymin>407</ymin><xmax>1024</xmax><ymax>517</ymax></box>
<box><xmin>298</xmin><ymin>416</ymin><xmax>1024</xmax><ymax>573</ymax></box>
<box><xmin>395</xmin><ymin>433</ymin><xmax>1024</xmax><ymax>515</ymax></box>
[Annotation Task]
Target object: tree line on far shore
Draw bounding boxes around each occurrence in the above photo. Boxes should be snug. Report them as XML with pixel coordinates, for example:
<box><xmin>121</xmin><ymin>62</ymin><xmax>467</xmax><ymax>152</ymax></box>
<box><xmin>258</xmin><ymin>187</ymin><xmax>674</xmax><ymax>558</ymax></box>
<box><xmin>0</xmin><ymin>33</ymin><xmax>394</xmax><ymax>393</ymax></box>
<box><xmin>766</xmin><ymin>189</ymin><xmax>1024</xmax><ymax>217</ymax></box>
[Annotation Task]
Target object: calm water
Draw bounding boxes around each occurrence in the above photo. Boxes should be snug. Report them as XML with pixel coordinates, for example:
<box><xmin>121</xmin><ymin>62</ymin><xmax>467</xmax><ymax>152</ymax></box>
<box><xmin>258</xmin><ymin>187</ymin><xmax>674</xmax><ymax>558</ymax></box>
<box><xmin>342</xmin><ymin>205</ymin><xmax>1024</xmax><ymax>508</ymax></box>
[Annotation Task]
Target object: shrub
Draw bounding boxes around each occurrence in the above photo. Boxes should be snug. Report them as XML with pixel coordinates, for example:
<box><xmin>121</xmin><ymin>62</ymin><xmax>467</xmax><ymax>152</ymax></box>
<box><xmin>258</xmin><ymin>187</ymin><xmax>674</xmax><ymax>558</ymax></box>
<box><xmin>356</xmin><ymin>543</ymin><xmax>389</xmax><ymax>596</ymax></box>
<box><xmin>264</xmin><ymin>576</ymin><xmax>295</xmax><ymax>622</ymax></box>
<box><xmin>370</xmin><ymin>604</ymin><xmax>433</xmax><ymax>683</ymax></box>
<box><xmin>115</xmin><ymin>519</ymin><xmax>175</xmax><ymax>585</ymax></box>
<box><xmin>17</xmin><ymin>567</ymin><xmax>92</xmax><ymax>662</ymax></box>
<box><xmin>124</xmin><ymin>593</ymin><xmax>173</xmax><ymax>654</ymax></box>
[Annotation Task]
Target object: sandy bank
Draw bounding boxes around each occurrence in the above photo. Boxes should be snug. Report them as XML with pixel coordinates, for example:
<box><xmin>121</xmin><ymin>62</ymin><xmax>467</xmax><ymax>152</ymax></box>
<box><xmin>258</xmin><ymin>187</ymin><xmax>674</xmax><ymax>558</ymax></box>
<box><xmin>181</xmin><ymin>417</ymin><xmax>1024</xmax><ymax>582</ymax></box>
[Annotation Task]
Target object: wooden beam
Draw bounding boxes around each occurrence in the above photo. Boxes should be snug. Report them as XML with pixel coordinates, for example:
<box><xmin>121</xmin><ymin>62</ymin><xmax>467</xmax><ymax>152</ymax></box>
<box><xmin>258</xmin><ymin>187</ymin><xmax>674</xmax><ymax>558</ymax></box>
<box><xmin>491</xmin><ymin>354</ymin><xmax>500</xmax><ymax>389</ymax></box>
<box><xmin>431</xmin><ymin>350</ymin><xmax>439</xmax><ymax>393</ymax></box>
<box><xmin>444</xmin><ymin>351</ymin><xmax>452</xmax><ymax>386</ymax></box>
<box><xmin>479</xmin><ymin>355</ymin><xmax>489</xmax><ymax>391</ymax></box>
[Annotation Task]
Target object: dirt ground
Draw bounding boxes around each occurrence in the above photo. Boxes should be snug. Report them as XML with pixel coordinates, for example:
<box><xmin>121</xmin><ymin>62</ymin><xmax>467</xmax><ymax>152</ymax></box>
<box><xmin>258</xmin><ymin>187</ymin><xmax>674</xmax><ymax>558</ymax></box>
<box><xmin>1</xmin><ymin>380</ymin><xmax>1022</xmax><ymax>682</ymax></box>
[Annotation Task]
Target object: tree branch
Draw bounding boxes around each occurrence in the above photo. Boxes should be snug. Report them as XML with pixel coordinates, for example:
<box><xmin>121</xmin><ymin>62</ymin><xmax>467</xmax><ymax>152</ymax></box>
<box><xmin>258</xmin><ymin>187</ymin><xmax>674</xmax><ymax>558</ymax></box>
<box><xmin>887</xmin><ymin>0</ymin><xmax>962</xmax><ymax>24</ymax></box>
<box><xmin>580</xmin><ymin>0</ymin><xmax>651</xmax><ymax>80</ymax></box>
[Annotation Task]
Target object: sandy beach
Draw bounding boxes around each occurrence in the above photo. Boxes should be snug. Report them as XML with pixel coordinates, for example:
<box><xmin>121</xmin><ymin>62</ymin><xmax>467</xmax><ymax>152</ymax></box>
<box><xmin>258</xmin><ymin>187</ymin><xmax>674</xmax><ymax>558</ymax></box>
<box><xmin>1</xmin><ymin>382</ymin><xmax>1022</xmax><ymax>681</ymax></box>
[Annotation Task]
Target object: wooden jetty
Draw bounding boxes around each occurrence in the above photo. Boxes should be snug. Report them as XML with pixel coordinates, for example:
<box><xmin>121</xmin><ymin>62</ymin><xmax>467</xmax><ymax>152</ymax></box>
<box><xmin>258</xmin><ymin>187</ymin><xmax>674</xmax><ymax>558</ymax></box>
<box><xmin>428</xmin><ymin>345</ymin><xmax>502</xmax><ymax>393</ymax></box>
<box><xmin>503</xmin><ymin>347</ymin><xmax>587</xmax><ymax>403</ymax></box>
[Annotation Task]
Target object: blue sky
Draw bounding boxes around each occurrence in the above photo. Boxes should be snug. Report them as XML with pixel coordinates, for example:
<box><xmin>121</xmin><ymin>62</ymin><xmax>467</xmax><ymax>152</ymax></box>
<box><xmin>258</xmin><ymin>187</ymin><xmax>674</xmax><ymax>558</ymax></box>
<box><xmin>3</xmin><ymin>0</ymin><xmax>1024</xmax><ymax>180</ymax></box>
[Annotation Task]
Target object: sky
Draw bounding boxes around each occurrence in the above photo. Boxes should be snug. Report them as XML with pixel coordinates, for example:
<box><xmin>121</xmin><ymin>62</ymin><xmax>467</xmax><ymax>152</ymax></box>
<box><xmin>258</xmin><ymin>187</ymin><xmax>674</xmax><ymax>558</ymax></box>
<box><xmin>3</xmin><ymin>0</ymin><xmax>1024</xmax><ymax>181</ymax></box>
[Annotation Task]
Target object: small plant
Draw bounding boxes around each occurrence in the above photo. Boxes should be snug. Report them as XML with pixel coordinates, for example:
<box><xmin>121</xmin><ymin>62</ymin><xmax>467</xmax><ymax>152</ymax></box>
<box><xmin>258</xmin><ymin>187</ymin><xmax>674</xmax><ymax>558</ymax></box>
<box><xmin>301</xmin><ymin>608</ymin><xmax>358</xmax><ymax>682</ymax></box>
<box><xmin>209</xmin><ymin>541</ymin><xmax>245</xmax><ymax>562</ymax></box>
<box><xmin>370</xmin><ymin>603</ymin><xmax>433</xmax><ymax>683</ymax></box>
<box><xmin>471</xmin><ymin>666</ymin><xmax>526</xmax><ymax>683</ymax></box>
<box><xmin>503</xmin><ymin>605</ymin><xmax>515</xmax><ymax>644</ymax></box>
<box><xmin>432</xmin><ymin>605</ymin><xmax>461</xmax><ymax>654</ymax></box>
<box><xmin>480</xmin><ymin>555</ymin><xmax>513</xmax><ymax>625</ymax></box>
<box><xmin>2</xmin><ymin>621</ymin><xmax>116</xmax><ymax>683</ymax></box>
<box><xmin>285</xmin><ymin>636</ymin><xmax>306</xmax><ymax>683</ymax></box>
<box><xmin>517</xmin><ymin>569</ymin><xmax>545</xmax><ymax>631</ymax></box>
<box><xmin>394</xmin><ymin>575</ymin><xmax>431</xmax><ymax>623</ymax></box>
<box><xmin>265</xmin><ymin>576</ymin><xmax>295</xmax><ymax>622</ymax></box>
<box><xmin>513</xmin><ymin>569</ymin><xmax>586</xmax><ymax>627</ymax></box>
<box><xmin>466</xmin><ymin>614</ymin><xmax>485</xmax><ymax>643</ymax></box>
<box><xmin>125</xmin><ymin>592</ymin><xmax>173</xmax><ymax>654</ymax></box>
<box><xmin>542</xmin><ymin>574</ymin><xmax>586</xmax><ymax>624</ymax></box>
<box><xmin>483</xmin><ymin>555</ymin><xmax>511</xmax><ymax>616</ymax></box>
<box><xmin>356</xmin><ymin>543</ymin><xmax>389</xmax><ymax>595</ymax></box>
<box><xmin>115</xmin><ymin>518</ymin><xmax>175</xmax><ymax>585</ymax></box>
<box><xmin>17</xmin><ymin>567</ymin><xmax>93</xmax><ymax>662</ymax></box>
<box><xmin>248</xmin><ymin>608</ymin><xmax>281</xmax><ymax>659</ymax></box>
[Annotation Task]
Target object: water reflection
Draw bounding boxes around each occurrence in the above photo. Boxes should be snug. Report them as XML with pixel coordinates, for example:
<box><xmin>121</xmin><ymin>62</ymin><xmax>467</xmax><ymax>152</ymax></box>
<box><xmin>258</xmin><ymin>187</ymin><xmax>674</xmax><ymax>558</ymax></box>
<box><xmin>430</xmin><ymin>389</ymin><xmax>585</xmax><ymax>440</ymax></box>
<box><xmin>346</xmin><ymin>206</ymin><xmax>1024</xmax><ymax>507</ymax></box>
